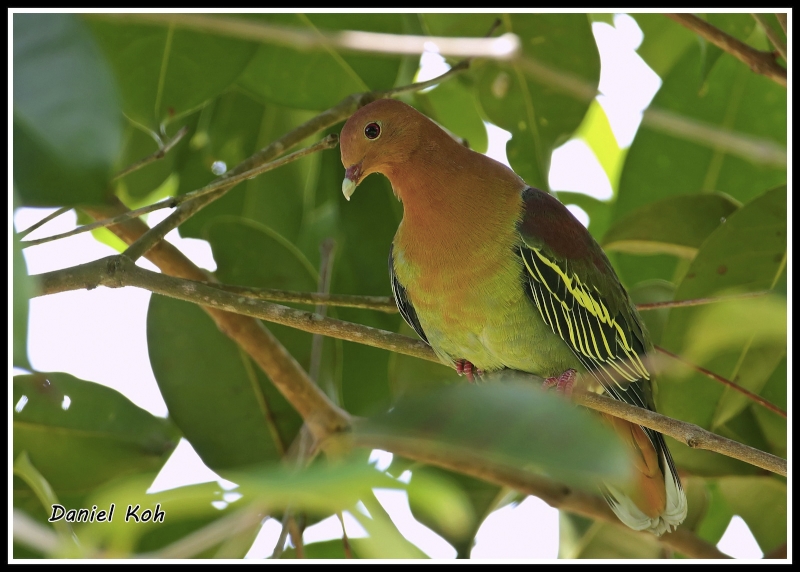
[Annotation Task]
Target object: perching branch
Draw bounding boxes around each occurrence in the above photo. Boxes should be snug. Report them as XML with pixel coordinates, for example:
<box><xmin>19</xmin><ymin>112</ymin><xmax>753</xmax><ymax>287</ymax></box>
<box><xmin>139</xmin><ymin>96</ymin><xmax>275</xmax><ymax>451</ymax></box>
<box><xmin>32</xmin><ymin>254</ymin><xmax>787</xmax><ymax>478</ymax></box>
<box><xmin>665</xmin><ymin>13</ymin><xmax>787</xmax><ymax>87</ymax></box>
<box><xmin>81</xmin><ymin>200</ymin><xmax>351</xmax><ymax>443</ymax></box>
<box><xmin>775</xmin><ymin>13</ymin><xmax>787</xmax><ymax>35</ymax></box>
<box><xmin>87</xmin><ymin>13</ymin><xmax>521</xmax><ymax>61</ymax></box>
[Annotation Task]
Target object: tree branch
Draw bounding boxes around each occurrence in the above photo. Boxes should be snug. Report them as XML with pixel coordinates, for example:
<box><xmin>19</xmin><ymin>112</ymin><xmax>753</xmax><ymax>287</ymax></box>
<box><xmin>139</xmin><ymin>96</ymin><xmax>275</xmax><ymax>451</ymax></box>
<box><xmin>654</xmin><ymin>346</ymin><xmax>786</xmax><ymax>419</ymax></box>
<box><xmin>80</xmin><ymin>201</ymin><xmax>350</xmax><ymax>443</ymax></box>
<box><xmin>112</xmin><ymin>126</ymin><xmax>189</xmax><ymax>181</ymax></box>
<box><xmin>751</xmin><ymin>13</ymin><xmax>787</xmax><ymax>61</ymax></box>
<box><xmin>122</xmin><ymin>134</ymin><xmax>339</xmax><ymax>261</ymax></box>
<box><xmin>665</xmin><ymin>14</ymin><xmax>787</xmax><ymax>87</ymax></box>
<box><xmin>32</xmin><ymin>255</ymin><xmax>787</xmax><ymax>477</ymax></box>
<box><xmin>86</xmin><ymin>13</ymin><xmax>521</xmax><ymax>61</ymax></box>
<box><xmin>348</xmin><ymin>430</ymin><xmax>728</xmax><ymax>559</ymax></box>
<box><xmin>16</xmin><ymin>207</ymin><xmax>72</xmax><ymax>240</ymax></box>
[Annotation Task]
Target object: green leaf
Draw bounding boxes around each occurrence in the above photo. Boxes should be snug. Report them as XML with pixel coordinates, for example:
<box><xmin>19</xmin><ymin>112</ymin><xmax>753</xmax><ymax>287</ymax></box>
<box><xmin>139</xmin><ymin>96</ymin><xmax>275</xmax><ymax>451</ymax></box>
<box><xmin>559</xmin><ymin>512</ymin><xmax>663</xmax><ymax>558</ymax></box>
<box><xmin>355</xmin><ymin>374</ymin><xmax>634</xmax><ymax>489</ymax></box>
<box><xmin>627</xmin><ymin>279</ymin><xmax>675</xmax><ymax>346</ymax></box>
<box><xmin>86</xmin><ymin>17</ymin><xmax>258</xmax><ymax>128</ymax></box>
<box><xmin>700</xmin><ymin>14</ymin><xmax>756</xmax><ymax>84</ymax></box>
<box><xmin>751</xmin><ymin>357</ymin><xmax>786</xmax><ymax>457</ymax></box>
<box><xmin>631</xmin><ymin>14</ymin><xmax>696</xmax><ymax>78</ymax></box>
<box><xmin>716</xmin><ymin>476</ymin><xmax>786</xmax><ymax>554</ymax></box>
<box><xmin>12</xmin><ymin>373</ymin><xmax>178</xmax><ymax>499</ymax></box>
<box><xmin>13</xmin><ymin>218</ymin><xmax>36</xmax><ymax>369</ymax></box>
<box><xmin>416</xmin><ymin>78</ymin><xmax>488</xmax><ymax>154</ymax></box>
<box><xmin>695</xmin><ymin>480</ymin><xmax>734</xmax><ymax>545</ymax></box>
<box><xmin>658</xmin><ymin>187</ymin><xmax>786</xmax><ymax>432</ymax></box>
<box><xmin>177</xmin><ymin>94</ymin><xmax>315</xmax><ymax>246</ymax></box>
<box><xmin>616</xmin><ymin>45</ymin><xmax>786</xmax><ymax>221</ymax></box>
<box><xmin>281</xmin><ymin>539</ymin><xmax>348</xmax><ymax>559</ymax></box>
<box><xmin>603</xmin><ymin>193</ymin><xmax>740</xmax><ymax>258</ymax></box>
<box><xmin>471</xmin><ymin>14</ymin><xmax>600</xmax><ymax>190</ymax></box>
<box><xmin>146</xmin><ymin>295</ymin><xmax>303</xmax><ymax>472</ymax></box>
<box><xmin>238</xmin><ymin>14</ymin><xmax>403</xmax><ymax>111</ymax></box>
<box><xmin>13</xmin><ymin>14</ymin><xmax>122</xmax><ymax>206</ymax></box>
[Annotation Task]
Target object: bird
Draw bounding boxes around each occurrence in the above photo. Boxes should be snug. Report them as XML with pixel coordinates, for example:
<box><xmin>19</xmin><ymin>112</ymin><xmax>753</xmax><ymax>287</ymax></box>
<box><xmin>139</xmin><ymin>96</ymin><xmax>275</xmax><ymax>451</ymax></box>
<box><xmin>339</xmin><ymin>98</ymin><xmax>687</xmax><ymax>536</ymax></box>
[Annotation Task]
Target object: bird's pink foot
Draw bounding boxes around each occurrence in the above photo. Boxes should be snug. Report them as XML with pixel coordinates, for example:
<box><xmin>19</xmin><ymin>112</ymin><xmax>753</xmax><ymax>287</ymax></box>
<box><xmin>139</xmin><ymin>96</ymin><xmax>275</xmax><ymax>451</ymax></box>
<box><xmin>455</xmin><ymin>359</ymin><xmax>483</xmax><ymax>383</ymax></box>
<box><xmin>542</xmin><ymin>369</ymin><xmax>577</xmax><ymax>397</ymax></box>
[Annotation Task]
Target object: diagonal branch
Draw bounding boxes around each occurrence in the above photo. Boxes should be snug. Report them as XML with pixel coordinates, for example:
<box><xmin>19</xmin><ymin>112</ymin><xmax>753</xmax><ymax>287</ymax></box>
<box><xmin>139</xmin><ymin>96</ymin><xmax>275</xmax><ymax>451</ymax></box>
<box><xmin>80</xmin><ymin>200</ymin><xmax>350</xmax><ymax>443</ymax></box>
<box><xmin>349</xmin><ymin>430</ymin><xmax>729</xmax><ymax>559</ymax></box>
<box><xmin>122</xmin><ymin>134</ymin><xmax>339</xmax><ymax>261</ymax></box>
<box><xmin>32</xmin><ymin>254</ymin><xmax>787</xmax><ymax>477</ymax></box>
<box><xmin>113</xmin><ymin>126</ymin><xmax>189</xmax><ymax>181</ymax></box>
<box><xmin>654</xmin><ymin>345</ymin><xmax>786</xmax><ymax>418</ymax></box>
<box><xmin>751</xmin><ymin>13</ymin><xmax>787</xmax><ymax>61</ymax></box>
<box><xmin>666</xmin><ymin>13</ymin><xmax>787</xmax><ymax>87</ymax></box>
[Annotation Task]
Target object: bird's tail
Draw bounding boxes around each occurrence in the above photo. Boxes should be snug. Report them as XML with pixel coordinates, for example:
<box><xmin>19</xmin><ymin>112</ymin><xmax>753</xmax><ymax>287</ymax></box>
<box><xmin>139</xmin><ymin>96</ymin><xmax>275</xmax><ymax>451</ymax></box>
<box><xmin>600</xmin><ymin>415</ymin><xmax>687</xmax><ymax>536</ymax></box>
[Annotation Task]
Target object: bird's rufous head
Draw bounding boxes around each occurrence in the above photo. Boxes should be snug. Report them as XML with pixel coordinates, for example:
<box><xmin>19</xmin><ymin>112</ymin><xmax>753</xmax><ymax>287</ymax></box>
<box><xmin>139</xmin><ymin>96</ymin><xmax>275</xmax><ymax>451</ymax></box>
<box><xmin>339</xmin><ymin>99</ymin><xmax>424</xmax><ymax>201</ymax></box>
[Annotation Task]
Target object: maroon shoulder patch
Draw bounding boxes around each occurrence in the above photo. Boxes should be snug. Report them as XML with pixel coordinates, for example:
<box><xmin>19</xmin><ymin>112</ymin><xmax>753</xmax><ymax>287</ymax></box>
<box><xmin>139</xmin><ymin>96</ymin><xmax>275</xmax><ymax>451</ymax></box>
<box><xmin>518</xmin><ymin>187</ymin><xmax>599</xmax><ymax>262</ymax></box>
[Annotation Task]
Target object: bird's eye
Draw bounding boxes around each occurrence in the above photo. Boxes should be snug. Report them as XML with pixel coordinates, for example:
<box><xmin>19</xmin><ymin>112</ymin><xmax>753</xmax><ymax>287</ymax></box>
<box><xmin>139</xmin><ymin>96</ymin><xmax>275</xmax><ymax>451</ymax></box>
<box><xmin>364</xmin><ymin>122</ymin><xmax>381</xmax><ymax>140</ymax></box>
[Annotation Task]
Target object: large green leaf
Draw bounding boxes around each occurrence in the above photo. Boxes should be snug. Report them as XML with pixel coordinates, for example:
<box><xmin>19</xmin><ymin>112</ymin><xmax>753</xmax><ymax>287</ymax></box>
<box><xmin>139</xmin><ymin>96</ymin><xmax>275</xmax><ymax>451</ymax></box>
<box><xmin>238</xmin><ymin>13</ymin><xmax>403</xmax><ymax>111</ymax></box>
<box><xmin>602</xmin><ymin>193</ymin><xmax>740</xmax><ymax>258</ymax></box>
<box><xmin>12</xmin><ymin>373</ymin><xmax>178</xmax><ymax>500</ymax></box>
<box><xmin>657</xmin><ymin>186</ymin><xmax>786</xmax><ymax>433</ymax></box>
<box><xmin>176</xmin><ymin>93</ymin><xmax>316</xmax><ymax>246</ymax></box>
<box><xmin>13</xmin><ymin>14</ymin><xmax>122</xmax><ymax>206</ymax></box>
<box><xmin>147</xmin><ymin>294</ymin><xmax>303</xmax><ymax>473</ymax></box>
<box><xmin>616</xmin><ymin>46</ymin><xmax>786</xmax><ymax>219</ymax></box>
<box><xmin>716</xmin><ymin>476</ymin><xmax>786</xmax><ymax>554</ymax></box>
<box><xmin>355</xmin><ymin>375</ymin><xmax>634</xmax><ymax>489</ymax></box>
<box><xmin>750</xmin><ymin>357</ymin><xmax>786</xmax><ymax>457</ymax></box>
<box><xmin>415</xmin><ymin>77</ymin><xmax>489</xmax><ymax>154</ymax></box>
<box><xmin>86</xmin><ymin>17</ymin><xmax>258</xmax><ymax>128</ymax></box>
<box><xmin>631</xmin><ymin>13</ymin><xmax>696</xmax><ymax>78</ymax></box>
<box><xmin>471</xmin><ymin>14</ymin><xmax>600</xmax><ymax>190</ymax></box>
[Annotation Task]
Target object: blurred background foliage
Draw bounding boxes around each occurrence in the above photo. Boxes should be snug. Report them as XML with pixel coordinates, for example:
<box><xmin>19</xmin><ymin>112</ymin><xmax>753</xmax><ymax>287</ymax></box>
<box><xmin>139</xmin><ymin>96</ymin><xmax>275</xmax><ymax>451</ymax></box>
<box><xmin>12</xmin><ymin>12</ymin><xmax>786</xmax><ymax>559</ymax></box>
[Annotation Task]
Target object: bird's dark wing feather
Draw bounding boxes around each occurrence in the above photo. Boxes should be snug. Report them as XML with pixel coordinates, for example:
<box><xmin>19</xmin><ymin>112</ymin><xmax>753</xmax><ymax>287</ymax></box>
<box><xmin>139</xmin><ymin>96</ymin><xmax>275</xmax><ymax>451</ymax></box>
<box><xmin>517</xmin><ymin>187</ymin><xmax>679</xmax><ymax>483</ymax></box>
<box><xmin>389</xmin><ymin>244</ymin><xmax>429</xmax><ymax>345</ymax></box>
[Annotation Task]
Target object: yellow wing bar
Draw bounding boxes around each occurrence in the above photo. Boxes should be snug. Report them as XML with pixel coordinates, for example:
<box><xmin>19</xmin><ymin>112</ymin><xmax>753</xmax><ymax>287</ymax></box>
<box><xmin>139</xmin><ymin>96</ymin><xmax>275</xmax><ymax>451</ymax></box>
<box><xmin>521</xmin><ymin>246</ymin><xmax>650</xmax><ymax>392</ymax></box>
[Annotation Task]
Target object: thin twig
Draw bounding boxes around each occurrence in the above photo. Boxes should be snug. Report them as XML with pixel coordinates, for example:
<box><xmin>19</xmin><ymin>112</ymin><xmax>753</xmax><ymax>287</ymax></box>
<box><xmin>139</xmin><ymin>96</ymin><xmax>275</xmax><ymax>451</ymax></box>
<box><xmin>122</xmin><ymin>134</ymin><xmax>339</xmax><ymax>261</ymax></box>
<box><xmin>21</xmin><ymin>200</ymin><xmax>174</xmax><ymax>248</ymax></box>
<box><xmin>112</xmin><ymin>126</ymin><xmax>189</xmax><ymax>181</ymax></box>
<box><xmin>751</xmin><ymin>13</ymin><xmax>787</xmax><ymax>61</ymax></box>
<box><xmin>655</xmin><ymin>345</ymin><xmax>787</xmax><ymax>418</ymax></box>
<box><xmin>16</xmin><ymin>207</ymin><xmax>72</xmax><ymax>240</ymax></box>
<box><xmin>82</xmin><ymin>200</ymin><xmax>351</xmax><ymax>443</ymax></box>
<box><xmin>87</xmin><ymin>13</ymin><xmax>521</xmax><ymax>60</ymax></box>
<box><xmin>22</xmin><ymin>135</ymin><xmax>338</xmax><ymax>250</ymax></box>
<box><xmin>635</xmin><ymin>291</ymin><xmax>769</xmax><ymax>311</ymax></box>
<box><xmin>775</xmin><ymin>13</ymin><xmax>787</xmax><ymax>35</ymax></box>
<box><xmin>32</xmin><ymin>255</ymin><xmax>787</xmax><ymax>476</ymax></box>
<box><xmin>310</xmin><ymin>239</ymin><xmax>336</xmax><ymax>396</ymax></box>
<box><xmin>336</xmin><ymin>512</ymin><xmax>353</xmax><ymax>559</ymax></box>
<box><xmin>666</xmin><ymin>13</ymin><xmax>787</xmax><ymax>87</ymax></box>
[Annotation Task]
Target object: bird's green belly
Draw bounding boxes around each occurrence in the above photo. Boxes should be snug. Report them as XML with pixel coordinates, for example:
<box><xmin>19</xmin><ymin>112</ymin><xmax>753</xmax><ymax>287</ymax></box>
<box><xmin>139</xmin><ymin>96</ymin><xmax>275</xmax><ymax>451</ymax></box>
<box><xmin>405</xmin><ymin>257</ymin><xmax>579</xmax><ymax>378</ymax></box>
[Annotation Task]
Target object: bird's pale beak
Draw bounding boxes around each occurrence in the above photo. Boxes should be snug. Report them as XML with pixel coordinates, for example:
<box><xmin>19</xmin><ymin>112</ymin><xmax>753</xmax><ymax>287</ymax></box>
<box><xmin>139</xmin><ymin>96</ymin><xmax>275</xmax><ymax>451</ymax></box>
<box><xmin>342</xmin><ymin>162</ymin><xmax>363</xmax><ymax>201</ymax></box>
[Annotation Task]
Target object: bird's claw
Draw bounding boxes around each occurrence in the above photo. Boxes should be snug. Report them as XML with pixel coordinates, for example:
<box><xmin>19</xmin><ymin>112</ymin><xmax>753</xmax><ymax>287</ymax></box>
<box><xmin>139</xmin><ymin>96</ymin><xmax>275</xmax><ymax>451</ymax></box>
<box><xmin>455</xmin><ymin>359</ymin><xmax>483</xmax><ymax>383</ymax></box>
<box><xmin>542</xmin><ymin>369</ymin><xmax>577</xmax><ymax>397</ymax></box>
